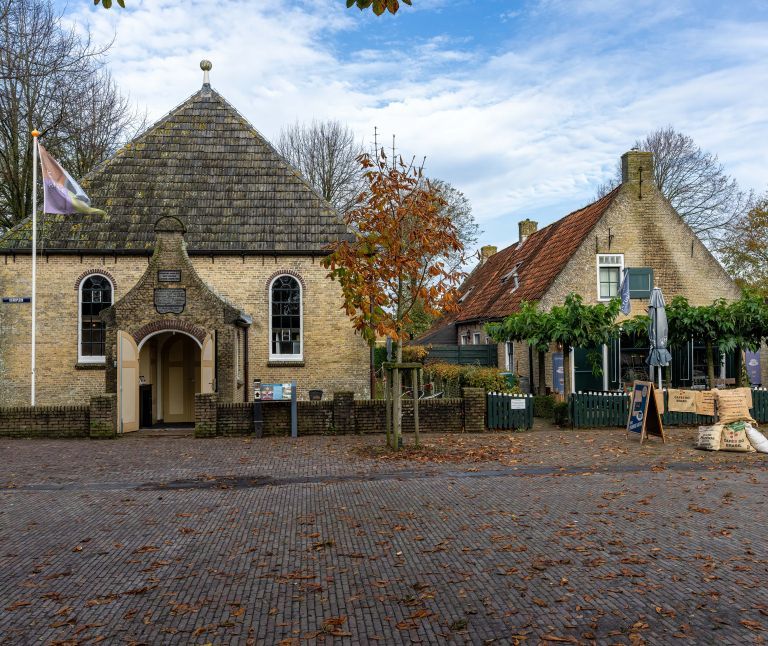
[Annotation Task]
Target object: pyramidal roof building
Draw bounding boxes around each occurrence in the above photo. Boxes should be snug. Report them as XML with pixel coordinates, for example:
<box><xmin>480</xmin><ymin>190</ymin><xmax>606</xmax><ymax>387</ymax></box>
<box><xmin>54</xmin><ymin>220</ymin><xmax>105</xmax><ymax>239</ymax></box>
<box><xmin>0</xmin><ymin>62</ymin><xmax>369</xmax><ymax>422</ymax></box>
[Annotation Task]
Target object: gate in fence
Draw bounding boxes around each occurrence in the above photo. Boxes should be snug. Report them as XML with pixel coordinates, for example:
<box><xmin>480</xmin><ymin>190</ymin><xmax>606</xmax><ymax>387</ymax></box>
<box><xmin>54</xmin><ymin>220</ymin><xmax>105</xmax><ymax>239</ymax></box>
<box><xmin>487</xmin><ymin>392</ymin><xmax>533</xmax><ymax>430</ymax></box>
<box><xmin>569</xmin><ymin>388</ymin><xmax>768</xmax><ymax>428</ymax></box>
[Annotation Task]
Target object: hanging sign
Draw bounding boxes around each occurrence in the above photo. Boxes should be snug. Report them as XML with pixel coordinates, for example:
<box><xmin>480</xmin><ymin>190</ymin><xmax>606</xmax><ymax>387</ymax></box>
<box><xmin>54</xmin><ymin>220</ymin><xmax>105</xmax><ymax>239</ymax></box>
<box><xmin>667</xmin><ymin>389</ymin><xmax>696</xmax><ymax>413</ymax></box>
<box><xmin>2</xmin><ymin>297</ymin><xmax>31</xmax><ymax>304</ymax></box>
<box><xmin>627</xmin><ymin>380</ymin><xmax>665</xmax><ymax>444</ymax></box>
<box><xmin>510</xmin><ymin>398</ymin><xmax>526</xmax><ymax>410</ymax></box>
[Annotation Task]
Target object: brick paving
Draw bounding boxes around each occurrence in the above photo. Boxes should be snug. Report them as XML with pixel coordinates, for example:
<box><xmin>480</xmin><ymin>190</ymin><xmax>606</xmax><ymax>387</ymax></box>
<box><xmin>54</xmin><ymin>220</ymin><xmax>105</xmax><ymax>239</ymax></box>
<box><xmin>1</xmin><ymin>426</ymin><xmax>767</xmax><ymax>644</ymax></box>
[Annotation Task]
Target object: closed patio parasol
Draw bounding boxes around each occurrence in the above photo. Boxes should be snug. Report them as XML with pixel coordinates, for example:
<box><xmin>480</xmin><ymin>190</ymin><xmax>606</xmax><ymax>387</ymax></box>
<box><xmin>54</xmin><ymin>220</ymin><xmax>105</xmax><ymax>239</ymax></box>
<box><xmin>647</xmin><ymin>287</ymin><xmax>672</xmax><ymax>388</ymax></box>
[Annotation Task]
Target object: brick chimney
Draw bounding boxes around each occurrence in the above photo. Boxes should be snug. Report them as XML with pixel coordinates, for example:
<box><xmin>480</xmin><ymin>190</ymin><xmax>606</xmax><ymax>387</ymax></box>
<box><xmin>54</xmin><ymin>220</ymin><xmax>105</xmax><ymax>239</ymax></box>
<box><xmin>518</xmin><ymin>219</ymin><xmax>538</xmax><ymax>244</ymax></box>
<box><xmin>479</xmin><ymin>245</ymin><xmax>497</xmax><ymax>266</ymax></box>
<box><xmin>621</xmin><ymin>150</ymin><xmax>654</xmax><ymax>198</ymax></box>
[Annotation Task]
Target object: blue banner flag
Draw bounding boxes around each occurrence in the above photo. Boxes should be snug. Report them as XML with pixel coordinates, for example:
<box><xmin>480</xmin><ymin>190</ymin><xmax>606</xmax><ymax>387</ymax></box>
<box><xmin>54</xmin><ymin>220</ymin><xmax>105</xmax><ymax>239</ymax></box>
<box><xmin>619</xmin><ymin>269</ymin><xmax>631</xmax><ymax>315</ymax></box>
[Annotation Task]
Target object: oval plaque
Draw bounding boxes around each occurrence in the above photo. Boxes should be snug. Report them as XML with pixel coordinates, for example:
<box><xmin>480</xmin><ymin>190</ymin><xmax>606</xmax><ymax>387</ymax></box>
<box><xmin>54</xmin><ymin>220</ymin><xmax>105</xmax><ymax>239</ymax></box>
<box><xmin>154</xmin><ymin>288</ymin><xmax>186</xmax><ymax>314</ymax></box>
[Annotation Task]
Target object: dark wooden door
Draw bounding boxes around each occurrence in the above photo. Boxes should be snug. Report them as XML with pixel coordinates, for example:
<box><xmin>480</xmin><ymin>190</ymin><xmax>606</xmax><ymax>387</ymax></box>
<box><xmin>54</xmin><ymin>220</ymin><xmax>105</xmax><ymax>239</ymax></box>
<box><xmin>139</xmin><ymin>384</ymin><xmax>152</xmax><ymax>429</ymax></box>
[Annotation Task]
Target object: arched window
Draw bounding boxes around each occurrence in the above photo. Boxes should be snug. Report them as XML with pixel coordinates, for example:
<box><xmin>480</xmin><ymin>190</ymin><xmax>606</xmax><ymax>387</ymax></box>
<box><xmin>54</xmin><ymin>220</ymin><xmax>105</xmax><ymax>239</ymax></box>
<box><xmin>79</xmin><ymin>274</ymin><xmax>113</xmax><ymax>362</ymax></box>
<box><xmin>269</xmin><ymin>274</ymin><xmax>302</xmax><ymax>360</ymax></box>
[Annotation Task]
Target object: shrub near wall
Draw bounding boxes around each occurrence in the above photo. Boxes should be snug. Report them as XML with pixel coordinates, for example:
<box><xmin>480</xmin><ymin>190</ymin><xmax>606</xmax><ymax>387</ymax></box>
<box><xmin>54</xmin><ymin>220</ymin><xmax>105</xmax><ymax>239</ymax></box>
<box><xmin>424</xmin><ymin>362</ymin><xmax>517</xmax><ymax>397</ymax></box>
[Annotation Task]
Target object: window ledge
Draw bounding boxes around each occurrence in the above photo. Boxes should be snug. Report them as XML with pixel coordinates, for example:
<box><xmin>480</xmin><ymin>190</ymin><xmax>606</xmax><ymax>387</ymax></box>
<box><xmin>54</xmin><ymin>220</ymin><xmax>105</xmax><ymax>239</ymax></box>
<box><xmin>75</xmin><ymin>362</ymin><xmax>106</xmax><ymax>370</ymax></box>
<box><xmin>267</xmin><ymin>360</ymin><xmax>305</xmax><ymax>368</ymax></box>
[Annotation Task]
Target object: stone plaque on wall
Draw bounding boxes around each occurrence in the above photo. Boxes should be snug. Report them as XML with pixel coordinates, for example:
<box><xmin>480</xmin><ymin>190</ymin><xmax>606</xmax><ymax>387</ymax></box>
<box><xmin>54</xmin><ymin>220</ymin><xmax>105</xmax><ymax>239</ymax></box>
<box><xmin>154</xmin><ymin>288</ymin><xmax>186</xmax><ymax>314</ymax></box>
<box><xmin>158</xmin><ymin>269</ymin><xmax>181</xmax><ymax>282</ymax></box>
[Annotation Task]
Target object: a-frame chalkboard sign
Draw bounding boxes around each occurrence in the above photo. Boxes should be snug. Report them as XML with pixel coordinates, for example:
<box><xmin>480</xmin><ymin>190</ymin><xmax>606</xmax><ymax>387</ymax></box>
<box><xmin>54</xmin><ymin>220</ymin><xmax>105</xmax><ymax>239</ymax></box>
<box><xmin>626</xmin><ymin>380</ymin><xmax>666</xmax><ymax>444</ymax></box>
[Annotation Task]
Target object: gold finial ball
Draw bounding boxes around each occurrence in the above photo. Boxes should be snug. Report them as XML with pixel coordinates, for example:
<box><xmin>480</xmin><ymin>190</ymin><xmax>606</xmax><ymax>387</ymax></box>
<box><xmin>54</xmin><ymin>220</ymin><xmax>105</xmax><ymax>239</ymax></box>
<box><xmin>31</xmin><ymin>129</ymin><xmax>40</xmax><ymax>138</ymax></box>
<box><xmin>200</xmin><ymin>60</ymin><xmax>212</xmax><ymax>71</ymax></box>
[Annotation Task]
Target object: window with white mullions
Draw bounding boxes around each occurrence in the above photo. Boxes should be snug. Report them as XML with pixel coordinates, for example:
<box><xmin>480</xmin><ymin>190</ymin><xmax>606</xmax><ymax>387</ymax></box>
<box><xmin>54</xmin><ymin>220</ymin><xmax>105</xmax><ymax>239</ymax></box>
<box><xmin>270</xmin><ymin>275</ymin><xmax>302</xmax><ymax>360</ymax></box>
<box><xmin>596</xmin><ymin>254</ymin><xmax>624</xmax><ymax>301</ymax></box>
<box><xmin>79</xmin><ymin>274</ymin><xmax>113</xmax><ymax>362</ymax></box>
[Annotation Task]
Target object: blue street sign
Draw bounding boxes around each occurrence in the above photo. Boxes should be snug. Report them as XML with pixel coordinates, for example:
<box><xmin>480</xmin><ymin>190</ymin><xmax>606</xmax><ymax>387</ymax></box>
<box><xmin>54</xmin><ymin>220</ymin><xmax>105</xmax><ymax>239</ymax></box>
<box><xmin>2</xmin><ymin>297</ymin><xmax>31</xmax><ymax>304</ymax></box>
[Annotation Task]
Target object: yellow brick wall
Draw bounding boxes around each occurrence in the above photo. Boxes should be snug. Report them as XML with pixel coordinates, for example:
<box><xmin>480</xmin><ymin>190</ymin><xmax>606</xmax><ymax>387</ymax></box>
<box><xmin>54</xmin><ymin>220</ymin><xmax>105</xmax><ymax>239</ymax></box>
<box><xmin>0</xmin><ymin>254</ymin><xmax>368</xmax><ymax>406</ymax></box>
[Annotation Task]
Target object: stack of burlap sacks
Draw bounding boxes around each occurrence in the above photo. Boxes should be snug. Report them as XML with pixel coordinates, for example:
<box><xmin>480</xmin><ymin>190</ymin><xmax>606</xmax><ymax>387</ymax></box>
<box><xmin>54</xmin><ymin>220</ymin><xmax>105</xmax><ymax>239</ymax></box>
<box><xmin>696</xmin><ymin>388</ymin><xmax>768</xmax><ymax>453</ymax></box>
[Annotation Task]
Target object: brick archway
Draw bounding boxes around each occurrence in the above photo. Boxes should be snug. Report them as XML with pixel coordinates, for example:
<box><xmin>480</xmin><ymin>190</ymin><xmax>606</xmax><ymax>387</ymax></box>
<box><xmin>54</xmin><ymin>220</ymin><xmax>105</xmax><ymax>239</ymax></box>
<box><xmin>132</xmin><ymin>319</ymin><xmax>207</xmax><ymax>347</ymax></box>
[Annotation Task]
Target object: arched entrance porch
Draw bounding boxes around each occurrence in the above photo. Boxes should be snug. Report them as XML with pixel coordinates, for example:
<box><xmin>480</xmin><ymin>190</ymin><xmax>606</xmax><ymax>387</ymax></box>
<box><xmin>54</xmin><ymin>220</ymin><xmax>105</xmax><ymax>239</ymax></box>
<box><xmin>118</xmin><ymin>328</ymin><xmax>214</xmax><ymax>432</ymax></box>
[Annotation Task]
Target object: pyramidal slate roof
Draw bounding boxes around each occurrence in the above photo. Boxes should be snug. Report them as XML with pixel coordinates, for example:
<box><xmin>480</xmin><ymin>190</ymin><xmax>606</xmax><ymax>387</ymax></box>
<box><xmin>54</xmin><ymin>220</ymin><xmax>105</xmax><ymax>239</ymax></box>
<box><xmin>0</xmin><ymin>85</ymin><xmax>349</xmax><ymax>254</ymax></box>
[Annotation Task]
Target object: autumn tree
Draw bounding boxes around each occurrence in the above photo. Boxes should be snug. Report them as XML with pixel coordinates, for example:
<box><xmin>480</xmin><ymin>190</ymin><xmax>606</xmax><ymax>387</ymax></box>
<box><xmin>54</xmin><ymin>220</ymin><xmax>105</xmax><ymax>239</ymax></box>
<box><xmin>323</xmin><ymin>146</ymin><xmax>465</xmax><ymax>448</ymax></box>
<box><xmin>405</xmin><ymin>179</ymin><xmax>480</xmax><ymax>338</ymax></box>
<box><xmin>597</xmin><ymin>126</ymin><xmax>751</xmax><ymax>247</ymax></box>
<box><xmin>277</xmin><ymin>119</ymin><xmax>365</xmax><ymax>217</ymax></box>
<box><xmin>0</xmin><ymin>0</ymin><xmax>141</xmax><ymax>231</ymax></box>
<box><xmin>719</xmin><ymin>196</ymin><xmax>768</xmax><ymax>295</ymax></box>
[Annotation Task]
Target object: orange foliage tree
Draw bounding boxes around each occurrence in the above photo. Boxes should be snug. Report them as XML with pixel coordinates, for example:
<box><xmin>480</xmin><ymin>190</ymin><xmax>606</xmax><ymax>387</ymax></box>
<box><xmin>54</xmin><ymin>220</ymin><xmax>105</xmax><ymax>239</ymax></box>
<box><xmin>323</xmin><ymin>146</ymin><xmax>465</xmax><ymax>447</ymax></box>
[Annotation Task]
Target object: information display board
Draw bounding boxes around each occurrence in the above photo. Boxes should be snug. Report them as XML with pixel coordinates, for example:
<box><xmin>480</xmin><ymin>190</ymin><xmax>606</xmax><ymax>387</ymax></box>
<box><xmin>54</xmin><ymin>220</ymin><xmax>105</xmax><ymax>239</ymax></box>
<box><xmin>627</xmin><ymin>380</ymin><xmax>665</xmax><ymax>444</ymax></box>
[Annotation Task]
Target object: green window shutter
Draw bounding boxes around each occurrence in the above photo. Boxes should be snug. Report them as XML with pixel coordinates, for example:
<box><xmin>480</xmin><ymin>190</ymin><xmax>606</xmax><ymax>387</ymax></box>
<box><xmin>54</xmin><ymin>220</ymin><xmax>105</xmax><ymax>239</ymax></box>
<box><xmin>627</xmin><ymin>267</ymin><xmax>653</xmax><ymax>298</ymax></box>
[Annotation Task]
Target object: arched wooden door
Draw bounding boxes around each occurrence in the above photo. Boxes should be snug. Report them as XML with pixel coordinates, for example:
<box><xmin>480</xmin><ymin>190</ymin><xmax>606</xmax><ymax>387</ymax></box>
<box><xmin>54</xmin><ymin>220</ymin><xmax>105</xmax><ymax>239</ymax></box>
<box><xmin>117</xmin><ymin>330</ymin><xmax>140</xmax><ymax>433</ymax></box>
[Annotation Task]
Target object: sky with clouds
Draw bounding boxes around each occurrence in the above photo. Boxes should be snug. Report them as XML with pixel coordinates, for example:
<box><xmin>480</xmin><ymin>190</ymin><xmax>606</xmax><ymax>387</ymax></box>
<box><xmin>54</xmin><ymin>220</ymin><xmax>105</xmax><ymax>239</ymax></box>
<box><xmin>60</xmin><ymin>0</ymin><xmax>768</xmax><ymax>251</ymax></box>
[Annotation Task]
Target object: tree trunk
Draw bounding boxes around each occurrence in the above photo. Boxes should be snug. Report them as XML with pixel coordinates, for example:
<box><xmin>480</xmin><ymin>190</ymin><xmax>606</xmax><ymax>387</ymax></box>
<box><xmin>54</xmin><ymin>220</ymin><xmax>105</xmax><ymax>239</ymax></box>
<box><xmin>412</xmin><ymin>367</ymin><xmax>420</xmax><ymax>447</ymax></box>
<box><xmin>392</xmin><ymin>342</ymin><xmax>402</xmax><ymax>450</ymax></box>
<box><xmin>384</xmin><ymin>367</ymin><xmax>392</xmax><ymax>448</ymax></box>
<box><xmin>538</xmin><ymin>349</ymin><xmax>546</xmax><ymax>395</ymax></box>
<box><xmin>563</xmin><ymin>346</ymin><xmax>572</xmax><ymax>398</ymax></box>
<box><xmin>735</xmin><ymin>348</ymin><xmax>743</xmax><ymax>387</ymax></box>
<box><xmin>706</xmin><ymin>340</ymin><xmax>715</xmax><ymax>387</ymax></box>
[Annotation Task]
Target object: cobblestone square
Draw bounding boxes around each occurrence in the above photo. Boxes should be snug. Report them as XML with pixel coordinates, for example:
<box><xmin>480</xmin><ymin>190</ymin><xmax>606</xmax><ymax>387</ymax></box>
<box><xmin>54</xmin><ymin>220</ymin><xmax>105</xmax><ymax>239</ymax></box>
<box><xmin>1</xmin><ymin>427</ymin><xmax>766</xmax><ymax>644</ymax></box>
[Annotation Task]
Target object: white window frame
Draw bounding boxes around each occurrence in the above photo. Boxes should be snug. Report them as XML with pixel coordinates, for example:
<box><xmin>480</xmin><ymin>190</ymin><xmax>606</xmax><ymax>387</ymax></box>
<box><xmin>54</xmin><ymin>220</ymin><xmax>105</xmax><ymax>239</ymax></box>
<box><xmin>505</xmin><ymin>341</ymin><xmax>514</xmax><ymax>372</ymax></box>
<box><xmin>461</xmin><ymin>334</ymin><xmax>470</xmax><ymax>345</ymax></box>
<box><xmin>596</xmin><ymin>254</ymin><xmax>624</xmax><ymax>301</ymax></box>
<box><xmin>268</xmin><ymin>274</ymin><xmax>303</xmax><ymax>362</ymax></box>
<box><xmin>473</xmin><ymin>332</ymin><xmax>481</xmax><ymax>345</ymax></box>
<box><xmin>77</xmin><ymin>273</ymin><xmax>114</xmax><ymax>364</ymax></box>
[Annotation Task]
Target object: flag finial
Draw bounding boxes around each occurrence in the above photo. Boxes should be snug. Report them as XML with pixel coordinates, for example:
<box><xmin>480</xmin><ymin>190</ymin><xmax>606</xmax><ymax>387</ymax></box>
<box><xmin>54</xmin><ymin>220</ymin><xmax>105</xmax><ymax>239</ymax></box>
<box><xmin>31</xmin><ymin>130</ymin><xmax>40</xmax><ymax>138</ymax></box>
<box><xmin>200</xmin><ymin>59</ymin><xmax>212</xmax><ymax>87</ymax></box>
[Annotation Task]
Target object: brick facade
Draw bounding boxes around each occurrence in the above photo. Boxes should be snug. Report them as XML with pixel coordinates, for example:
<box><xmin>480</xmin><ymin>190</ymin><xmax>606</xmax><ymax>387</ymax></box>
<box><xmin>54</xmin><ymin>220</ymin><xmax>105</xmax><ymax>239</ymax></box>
<box><xmin>0</xmin><ymin>242</ymin><xmax>369</xmax><ymax>409</ymax></box>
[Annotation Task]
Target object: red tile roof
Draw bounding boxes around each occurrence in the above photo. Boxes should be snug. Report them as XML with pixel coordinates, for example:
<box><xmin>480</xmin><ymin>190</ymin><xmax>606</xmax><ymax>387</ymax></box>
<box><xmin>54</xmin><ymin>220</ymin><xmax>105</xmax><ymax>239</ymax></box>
<box><xmin>424</xmin><ymin>188</ymin><xmax>620</xmax><ymax>335</ymax></box>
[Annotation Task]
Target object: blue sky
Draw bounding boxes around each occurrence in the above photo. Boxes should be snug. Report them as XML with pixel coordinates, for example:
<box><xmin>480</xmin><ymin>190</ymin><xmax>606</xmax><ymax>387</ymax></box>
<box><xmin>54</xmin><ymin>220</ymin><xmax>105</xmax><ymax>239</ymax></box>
<box><xmin>61</xmin><ymin>0</ymin><xmax>768</xmax><ymax>251</ymax></box>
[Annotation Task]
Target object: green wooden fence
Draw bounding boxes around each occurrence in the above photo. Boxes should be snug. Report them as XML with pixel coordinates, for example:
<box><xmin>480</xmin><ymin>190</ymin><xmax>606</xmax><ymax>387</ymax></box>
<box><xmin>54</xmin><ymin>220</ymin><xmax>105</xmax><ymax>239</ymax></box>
<box><xmin>569</xmin><ymin>388</ymin><xmax>768</xmax><ymax>429</ymax></box>
<box><xmin>487</xmin><ymin>392</ymin><xmax>533</xmax><ymax>430</ymax></box>
<box><xmin>426</xmin><ymin>344</ymin><xmax>498</xmax><ymax>367</ymax></box>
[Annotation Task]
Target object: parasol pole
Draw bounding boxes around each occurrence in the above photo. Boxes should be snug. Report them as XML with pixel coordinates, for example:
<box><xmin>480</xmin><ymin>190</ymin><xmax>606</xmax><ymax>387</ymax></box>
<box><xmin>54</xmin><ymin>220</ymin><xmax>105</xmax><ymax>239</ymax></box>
<box><xmin>31</xmin><ymin>129</ymin><xmax>40</xmax><ymax>406</ymax></box>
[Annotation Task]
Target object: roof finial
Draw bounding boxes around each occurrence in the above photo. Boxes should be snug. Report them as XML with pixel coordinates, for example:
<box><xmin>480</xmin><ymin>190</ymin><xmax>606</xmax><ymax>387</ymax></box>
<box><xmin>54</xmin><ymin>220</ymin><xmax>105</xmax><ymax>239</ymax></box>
<box><xmin>200</xmin><ymin>59</ymin><xmax>212</xmax><ymax>87</ymax></box>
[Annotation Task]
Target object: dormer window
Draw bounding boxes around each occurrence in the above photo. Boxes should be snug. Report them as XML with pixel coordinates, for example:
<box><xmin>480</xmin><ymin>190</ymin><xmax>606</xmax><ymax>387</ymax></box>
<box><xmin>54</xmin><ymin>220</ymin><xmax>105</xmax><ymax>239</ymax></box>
<box><xmin>458</xmin><ymin>287</ymin><xmax>474</xmax><ymax>304</ymax></box>
<box><xmin>500</xmin><ymin>267</ymin><xmax>520</xmax><ymax>291</ymax></box>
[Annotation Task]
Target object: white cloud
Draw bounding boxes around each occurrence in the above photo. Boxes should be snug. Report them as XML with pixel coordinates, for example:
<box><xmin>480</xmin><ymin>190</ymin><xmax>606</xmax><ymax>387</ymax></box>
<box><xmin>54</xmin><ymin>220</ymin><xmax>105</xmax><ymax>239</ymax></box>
<box><xmin>62</xmin><ymin>0</ymin><xmax>768</xmax><ymax>250</ymax></box>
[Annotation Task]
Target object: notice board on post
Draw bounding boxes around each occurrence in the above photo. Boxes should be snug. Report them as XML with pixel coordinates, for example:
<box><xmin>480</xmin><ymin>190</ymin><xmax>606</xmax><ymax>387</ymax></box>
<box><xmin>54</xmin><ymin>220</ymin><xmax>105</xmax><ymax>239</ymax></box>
<box><xmin>626</xmin><ymin>380</ymin><xmax>666</xmax><ymax>444</ymax></box>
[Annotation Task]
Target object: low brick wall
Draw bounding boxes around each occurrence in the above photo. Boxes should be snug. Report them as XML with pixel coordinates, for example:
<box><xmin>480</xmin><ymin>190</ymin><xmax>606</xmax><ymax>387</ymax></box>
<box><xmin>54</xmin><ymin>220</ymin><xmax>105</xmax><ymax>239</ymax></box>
<box><xmin>212</xmin><ymin>394</ymin><xmax>476</xmax><ymax>437</ymax></box>
<box><xmin>0</xmin><ymin>405</ymin><xmax>90</xmax><ymax>439</ymax></box>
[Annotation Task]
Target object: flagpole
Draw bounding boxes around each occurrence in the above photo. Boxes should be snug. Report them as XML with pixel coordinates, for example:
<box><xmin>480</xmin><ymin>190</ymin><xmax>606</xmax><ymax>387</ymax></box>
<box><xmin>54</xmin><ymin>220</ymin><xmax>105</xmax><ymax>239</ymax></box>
<box><xmin>31</xmin><ymin>129</ymin><xmax>40</xmax><ymax>406</ymax></box>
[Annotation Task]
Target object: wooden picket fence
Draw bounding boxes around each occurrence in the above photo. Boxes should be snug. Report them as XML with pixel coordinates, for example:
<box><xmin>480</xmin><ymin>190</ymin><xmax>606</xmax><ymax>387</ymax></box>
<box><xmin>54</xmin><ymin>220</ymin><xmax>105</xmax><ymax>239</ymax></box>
<box><xmin>486</xmin><ymin>392</ymin><xmax>534</xmax><ymax>430</ymax></box>
<box><xmin>569</xmin><ymin>387</ymin><xmax>768</xmax><ymax>429</ymax></box>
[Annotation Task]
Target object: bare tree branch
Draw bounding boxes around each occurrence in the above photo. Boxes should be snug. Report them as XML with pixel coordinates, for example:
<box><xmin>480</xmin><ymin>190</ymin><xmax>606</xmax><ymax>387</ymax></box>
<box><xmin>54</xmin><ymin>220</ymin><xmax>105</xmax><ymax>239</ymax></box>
<box><xmin>595</xmin><ymin>126</ymin><xmax>750</xmax><ymax>247</ymax></box>
<box><xmin>0</xmin><ymin>0</ymin><xmax>141</xmax><ymax>232</ymax></box>
<box><xmin>277</xmin><ymin>119</ymin><xmax>365</xmax><ymax>217</ymax></box>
